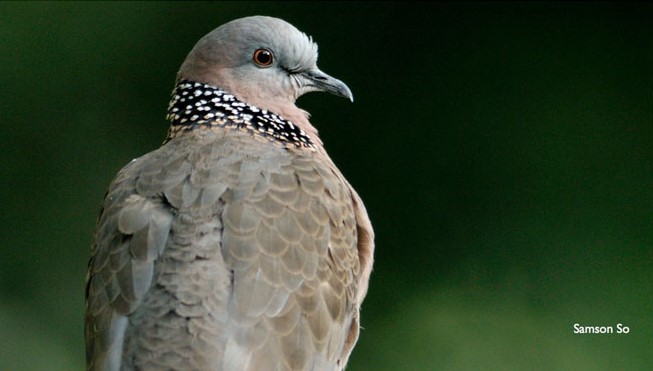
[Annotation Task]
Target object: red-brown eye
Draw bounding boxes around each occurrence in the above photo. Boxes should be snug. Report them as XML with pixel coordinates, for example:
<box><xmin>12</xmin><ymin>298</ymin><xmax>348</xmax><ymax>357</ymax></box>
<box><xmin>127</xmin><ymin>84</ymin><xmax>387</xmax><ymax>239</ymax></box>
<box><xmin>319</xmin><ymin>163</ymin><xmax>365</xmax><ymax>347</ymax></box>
<box><xmin>253</xmin><ymin>48</ymin><xmax>274</xmax><ymax>67</ymax></box>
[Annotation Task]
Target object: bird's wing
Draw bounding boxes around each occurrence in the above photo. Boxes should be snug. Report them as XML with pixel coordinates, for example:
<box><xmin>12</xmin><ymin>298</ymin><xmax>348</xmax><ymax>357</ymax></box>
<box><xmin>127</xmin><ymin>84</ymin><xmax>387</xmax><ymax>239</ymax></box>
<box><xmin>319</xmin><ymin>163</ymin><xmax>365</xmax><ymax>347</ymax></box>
<box><xmin>84</xmin><ymin>137</ymin><xmax>194</xmax><ymax>370</ymax></box>
<box><xmin>214</xmin><ymin>139</ymin><xmax>364</xmax><ymax>370</ymax></box>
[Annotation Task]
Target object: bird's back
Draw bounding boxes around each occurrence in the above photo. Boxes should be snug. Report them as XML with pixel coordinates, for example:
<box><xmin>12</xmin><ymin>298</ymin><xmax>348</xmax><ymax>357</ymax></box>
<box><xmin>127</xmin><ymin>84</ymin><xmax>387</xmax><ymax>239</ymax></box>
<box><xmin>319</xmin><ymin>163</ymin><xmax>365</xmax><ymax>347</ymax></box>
<box><xmin>86</xmin><ymin>126</ymin><xmax>363</xmax><ymax>370</ymax></box>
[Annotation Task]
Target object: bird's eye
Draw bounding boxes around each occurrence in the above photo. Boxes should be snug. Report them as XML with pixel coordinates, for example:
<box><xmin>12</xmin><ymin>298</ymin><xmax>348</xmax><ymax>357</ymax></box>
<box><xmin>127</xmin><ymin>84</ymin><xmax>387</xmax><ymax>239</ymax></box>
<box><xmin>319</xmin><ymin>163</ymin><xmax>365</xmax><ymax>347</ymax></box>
<box><xmin>253</xmin><ymin>48</ymin><xmax>274</xmax><ymax>67</ymax></box>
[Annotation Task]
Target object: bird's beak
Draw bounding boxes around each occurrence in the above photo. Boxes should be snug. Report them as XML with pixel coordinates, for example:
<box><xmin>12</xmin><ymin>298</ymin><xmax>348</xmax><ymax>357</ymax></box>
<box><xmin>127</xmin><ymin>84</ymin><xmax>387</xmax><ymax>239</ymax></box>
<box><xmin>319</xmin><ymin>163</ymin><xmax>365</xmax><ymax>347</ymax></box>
<box><xmin>300</xmin><ymin>68</ymin><xmax>354</xmax><ymax>102</ymax></box>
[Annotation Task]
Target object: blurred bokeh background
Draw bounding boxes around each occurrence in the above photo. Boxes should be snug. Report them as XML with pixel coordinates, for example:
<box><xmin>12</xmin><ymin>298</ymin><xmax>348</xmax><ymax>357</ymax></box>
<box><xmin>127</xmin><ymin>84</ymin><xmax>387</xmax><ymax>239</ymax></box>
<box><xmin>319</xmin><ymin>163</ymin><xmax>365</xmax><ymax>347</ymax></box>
<box><xmin>1</xmin><ymin>2</ymin><xmax>651</xmax><ymax>370</ymax></box>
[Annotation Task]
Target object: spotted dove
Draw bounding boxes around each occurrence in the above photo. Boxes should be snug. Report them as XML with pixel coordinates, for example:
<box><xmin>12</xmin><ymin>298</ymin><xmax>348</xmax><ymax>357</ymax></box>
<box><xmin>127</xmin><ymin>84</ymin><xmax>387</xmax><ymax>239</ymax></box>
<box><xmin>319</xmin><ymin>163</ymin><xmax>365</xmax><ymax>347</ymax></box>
<box><xmin>85</xmin><ymin>16</ymin><xmax>374</xmax><ymax>371</ymax></box>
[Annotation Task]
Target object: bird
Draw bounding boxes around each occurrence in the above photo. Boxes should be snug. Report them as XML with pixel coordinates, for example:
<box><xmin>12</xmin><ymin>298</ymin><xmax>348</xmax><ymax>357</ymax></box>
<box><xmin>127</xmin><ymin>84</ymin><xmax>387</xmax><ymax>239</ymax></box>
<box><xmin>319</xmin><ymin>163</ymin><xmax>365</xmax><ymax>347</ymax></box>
<box><xmin>85</xmin><ymin>15</ymin><xmax>374</xmax><ymax>371</ymax></box>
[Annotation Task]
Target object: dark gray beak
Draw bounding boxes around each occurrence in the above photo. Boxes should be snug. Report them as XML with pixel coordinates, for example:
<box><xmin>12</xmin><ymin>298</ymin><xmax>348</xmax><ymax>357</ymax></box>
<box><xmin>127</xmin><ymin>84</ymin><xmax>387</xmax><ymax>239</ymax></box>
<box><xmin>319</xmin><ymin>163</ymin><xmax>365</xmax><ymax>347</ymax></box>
<box><xmin>301</xmin><ymin>68</ymin><xmax>354</xmax><ymax>102</ymax></box>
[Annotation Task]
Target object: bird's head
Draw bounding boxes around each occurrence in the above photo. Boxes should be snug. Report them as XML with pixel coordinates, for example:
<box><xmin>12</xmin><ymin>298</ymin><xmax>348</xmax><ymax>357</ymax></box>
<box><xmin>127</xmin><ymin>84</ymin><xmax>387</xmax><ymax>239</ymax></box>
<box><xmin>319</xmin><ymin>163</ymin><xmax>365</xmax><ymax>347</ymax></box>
<box><xmin>177</xmin><ymin>16</ymin><xmax>352</xmax><ymax>126</ymax></box>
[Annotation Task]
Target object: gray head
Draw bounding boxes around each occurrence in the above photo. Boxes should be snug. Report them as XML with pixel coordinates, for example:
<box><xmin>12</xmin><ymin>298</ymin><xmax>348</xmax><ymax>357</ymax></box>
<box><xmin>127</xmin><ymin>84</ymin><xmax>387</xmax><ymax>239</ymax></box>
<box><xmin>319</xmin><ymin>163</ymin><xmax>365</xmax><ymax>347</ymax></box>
<box><xmin>178</xmin><ymin>16</ymin><xmax>352</xmax><ymax>125</ymax></box>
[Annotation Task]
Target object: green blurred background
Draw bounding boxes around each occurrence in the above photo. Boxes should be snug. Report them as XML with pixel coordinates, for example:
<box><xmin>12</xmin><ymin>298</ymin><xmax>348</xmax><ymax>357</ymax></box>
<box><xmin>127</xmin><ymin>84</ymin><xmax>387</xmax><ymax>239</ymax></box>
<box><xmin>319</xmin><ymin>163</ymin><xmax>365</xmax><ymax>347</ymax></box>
<box><xmin>1</xmin><ymin>2</ymin><xmax>651</xmax><ymax>370</ymax></box>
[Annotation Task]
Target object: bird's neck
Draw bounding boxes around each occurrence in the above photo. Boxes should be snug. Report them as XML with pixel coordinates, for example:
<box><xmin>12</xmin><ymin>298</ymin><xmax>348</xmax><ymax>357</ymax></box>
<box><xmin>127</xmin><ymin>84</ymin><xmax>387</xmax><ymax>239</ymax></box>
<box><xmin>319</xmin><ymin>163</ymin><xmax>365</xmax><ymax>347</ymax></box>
<box><xmin>165</xmin><ymin>80</ymin><xmax>319</xmax><ymax>149</ymax></box>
